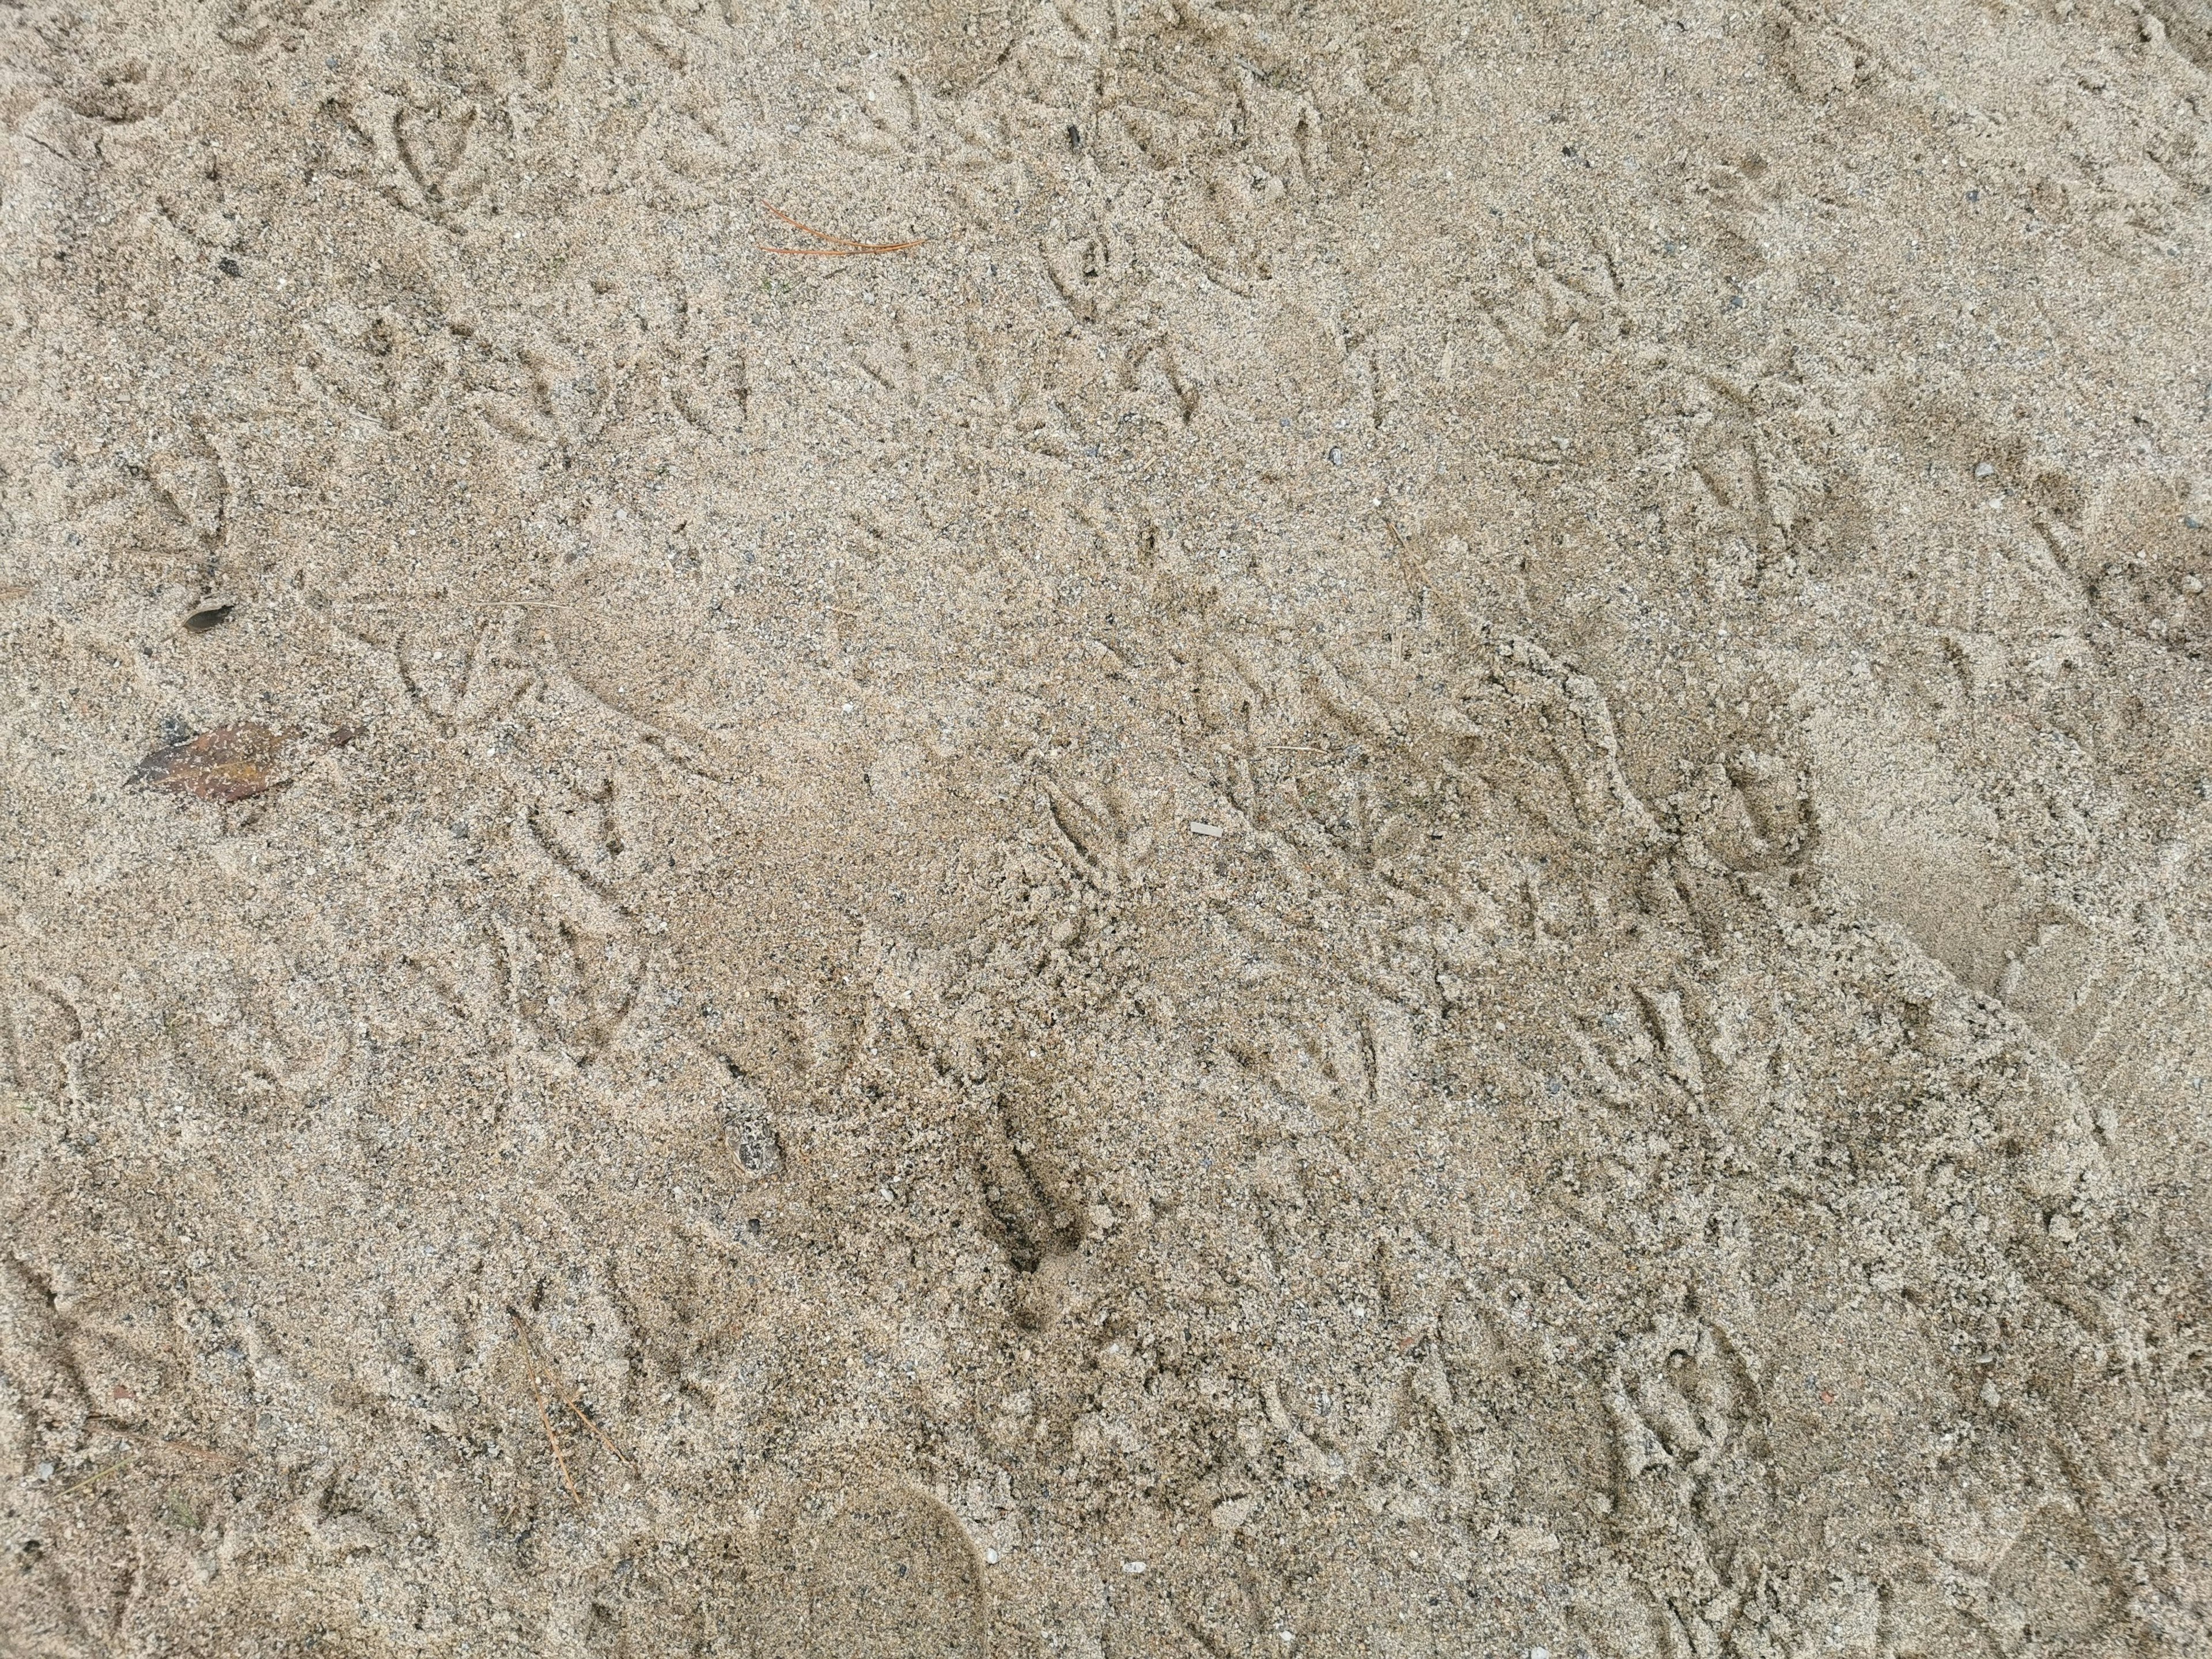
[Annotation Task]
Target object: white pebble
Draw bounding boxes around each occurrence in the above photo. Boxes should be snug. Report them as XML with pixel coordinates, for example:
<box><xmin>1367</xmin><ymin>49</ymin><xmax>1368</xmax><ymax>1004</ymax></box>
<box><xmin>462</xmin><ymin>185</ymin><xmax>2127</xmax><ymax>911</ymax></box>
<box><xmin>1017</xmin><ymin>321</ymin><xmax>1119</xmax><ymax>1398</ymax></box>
<box><xmin>1123</xmin><ymin>1559</ymin><xmax>1148</xmax><ymax>1575</ymax></box>
<box><xmin>1211</xmin><ymin>1496</ymin><xmax>1255</xmax><ymax>1532</ymax></box>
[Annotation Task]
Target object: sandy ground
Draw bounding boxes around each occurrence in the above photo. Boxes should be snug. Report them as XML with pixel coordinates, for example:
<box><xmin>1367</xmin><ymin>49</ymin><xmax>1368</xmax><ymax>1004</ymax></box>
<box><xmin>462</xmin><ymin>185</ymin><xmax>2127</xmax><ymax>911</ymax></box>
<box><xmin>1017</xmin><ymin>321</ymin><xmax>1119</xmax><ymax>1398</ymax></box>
<box><xmin>2</xmin><ymin>0</ymin><xmax>2210</xmax><ymax>1653</ymax></box>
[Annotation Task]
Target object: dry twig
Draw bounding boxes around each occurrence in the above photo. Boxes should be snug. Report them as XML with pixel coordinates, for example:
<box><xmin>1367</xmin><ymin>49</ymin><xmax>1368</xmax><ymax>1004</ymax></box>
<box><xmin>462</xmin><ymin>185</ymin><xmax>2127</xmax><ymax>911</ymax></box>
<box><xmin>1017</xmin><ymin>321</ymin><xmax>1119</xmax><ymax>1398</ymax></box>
<box><xmin>527</xmin><ymin>1369</ymin><xmax>582</xmax><ymax>1512</ymax></box>
<box><xmin>758</xmin><ymin>202</ymin><xmax>925</xmax><ymax>258</ymax></box>
<box><xmin>567</xmin><ymin>1398</ymin><xmax>637</xmax><ymax>1469</ymax></box>
<box><xmin>60</xmin><ymin>1456</ymin><xmax>134</xmax><ymax>1497</ymax></box>
<box><xmin>508</xmin><ymin>1305</ymin><xmax>637</xmax><ymax>1504</ymax></box>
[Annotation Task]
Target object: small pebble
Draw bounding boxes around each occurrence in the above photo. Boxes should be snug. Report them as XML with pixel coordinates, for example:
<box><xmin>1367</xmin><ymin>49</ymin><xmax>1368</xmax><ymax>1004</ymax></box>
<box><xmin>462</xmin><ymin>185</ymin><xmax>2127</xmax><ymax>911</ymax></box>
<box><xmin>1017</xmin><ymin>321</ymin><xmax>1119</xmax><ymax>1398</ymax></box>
<box><xmin>1123</xmin><ymin>1559</ymin><xmax>1147</xmax><ymax>1575</ymax></box>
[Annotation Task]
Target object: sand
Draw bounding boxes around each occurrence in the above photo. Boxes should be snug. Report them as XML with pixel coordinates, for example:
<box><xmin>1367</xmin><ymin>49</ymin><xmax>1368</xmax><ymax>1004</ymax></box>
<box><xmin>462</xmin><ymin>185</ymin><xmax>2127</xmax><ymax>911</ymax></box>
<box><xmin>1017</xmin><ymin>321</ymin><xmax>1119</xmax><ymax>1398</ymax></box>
<box><xmin>2</xmin><ymin>0</ymin><xmax>2210</xmax><ymax>1653</ymax></box>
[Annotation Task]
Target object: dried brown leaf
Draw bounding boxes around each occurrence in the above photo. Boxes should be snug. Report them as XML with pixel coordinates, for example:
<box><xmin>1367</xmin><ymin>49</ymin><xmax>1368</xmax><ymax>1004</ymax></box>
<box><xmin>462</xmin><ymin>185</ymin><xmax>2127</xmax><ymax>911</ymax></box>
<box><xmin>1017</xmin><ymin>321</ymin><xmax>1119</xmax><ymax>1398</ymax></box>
<box><xmin>131</xmin><ymin>723</ymin><xmax>297</xmax><ymax>804</ymax></box>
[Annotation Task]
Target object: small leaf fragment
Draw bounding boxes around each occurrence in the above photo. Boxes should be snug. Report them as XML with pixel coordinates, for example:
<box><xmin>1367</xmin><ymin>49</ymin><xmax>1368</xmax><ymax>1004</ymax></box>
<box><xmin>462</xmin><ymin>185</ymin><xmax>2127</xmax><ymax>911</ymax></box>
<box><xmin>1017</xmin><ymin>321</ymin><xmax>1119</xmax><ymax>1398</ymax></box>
<box><xmin>131</xmin><ymin>724</ymin><xmax>294</xmax><ymax>804</ymax></box>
